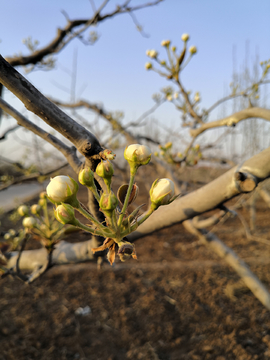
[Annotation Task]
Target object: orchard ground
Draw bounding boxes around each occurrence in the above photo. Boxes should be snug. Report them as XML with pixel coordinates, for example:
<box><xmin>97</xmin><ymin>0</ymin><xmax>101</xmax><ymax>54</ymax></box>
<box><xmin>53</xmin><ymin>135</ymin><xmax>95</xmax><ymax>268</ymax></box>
<box><xmin>1</xmin><ymin>165</ymin><xmax>270</xmax><ymax>360</ymax></box>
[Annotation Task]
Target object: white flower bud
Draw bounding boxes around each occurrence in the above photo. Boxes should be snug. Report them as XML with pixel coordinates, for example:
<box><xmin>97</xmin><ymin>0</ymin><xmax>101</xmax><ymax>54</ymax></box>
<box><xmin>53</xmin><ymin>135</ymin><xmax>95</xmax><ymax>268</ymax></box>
<box><xmin>22</xmin><ymin>217</ymin><xmax>37</xmax><ymax>228</ymax></box>
<box><xmin>189</xmin><ymin>46</ymin><xmax>197</xmax><ymax>55</ymax></box>
<box><xmin>124</xmin><ymin>144</ymin><xmax>152</xmax><ymax>175</ymax></box>
<box><xmin>4</xmin><ymin>233</ymin><xmax>11</xmax><ymax>240</ymax></box>
<box><xmin>148</xmin><ymin>50</ymin><xmax>158</xmax><ymax>58</ymax></box>
<box><xmin>150</xmin><ymin>178</ymin><xmax>175</xmax><ymax>208</ymax></box>
<box><xmin>124</xmin><ymin>144</ymin><xmax>151</xmax><ymax>165</ymax></box>
<box><xmin>161</xmin><ymin>40</ymin><xmax>171</xmax><ymax>47</ymax></box>
<box><xmin>181</xmin><ymin>33</ymin><xmax>190</xmax><ymax>42</ymax></box>
<box><xmin>46</xmin><ymin>175</ymin><xmax>78</xmax><ymax>205</ymax></box>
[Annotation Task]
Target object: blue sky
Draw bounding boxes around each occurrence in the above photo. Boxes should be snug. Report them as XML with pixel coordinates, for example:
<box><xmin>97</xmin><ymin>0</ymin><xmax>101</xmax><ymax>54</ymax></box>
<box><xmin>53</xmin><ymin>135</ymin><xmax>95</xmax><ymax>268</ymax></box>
<box><xmin>0</xmin><ymin>0</ymin><xmax>270</xmax><ymax>161</ymax></box>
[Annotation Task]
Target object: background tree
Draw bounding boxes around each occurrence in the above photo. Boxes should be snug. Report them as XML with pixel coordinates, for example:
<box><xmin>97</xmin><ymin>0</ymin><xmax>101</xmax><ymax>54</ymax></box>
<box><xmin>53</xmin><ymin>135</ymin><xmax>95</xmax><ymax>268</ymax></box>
<box><xmin>1</xmin><ymin>0</ymin><xmax>270</xmax><ymax>312</ymax></box>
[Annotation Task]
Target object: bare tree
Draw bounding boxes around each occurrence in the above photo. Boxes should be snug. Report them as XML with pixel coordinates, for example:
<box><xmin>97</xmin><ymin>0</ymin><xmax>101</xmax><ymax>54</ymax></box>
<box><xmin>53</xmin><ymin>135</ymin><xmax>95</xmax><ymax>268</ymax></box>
<box><xmin>1</xmin><ymin>3</ymin><xmax>270</xmax><ymax>311</ymax></box>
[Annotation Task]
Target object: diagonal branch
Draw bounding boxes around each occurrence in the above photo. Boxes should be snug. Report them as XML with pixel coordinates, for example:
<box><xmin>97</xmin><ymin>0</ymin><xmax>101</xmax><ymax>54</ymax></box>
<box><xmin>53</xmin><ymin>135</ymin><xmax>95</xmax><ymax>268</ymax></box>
<box><xmin>0</xmin><ymin>97</ymin><xmax>82</xmax><ymax>173</ymax></box>
<box><xmin>0</xmin><ymin>55</ymin><xmax>103</xmax><ymax>161</ymax></box>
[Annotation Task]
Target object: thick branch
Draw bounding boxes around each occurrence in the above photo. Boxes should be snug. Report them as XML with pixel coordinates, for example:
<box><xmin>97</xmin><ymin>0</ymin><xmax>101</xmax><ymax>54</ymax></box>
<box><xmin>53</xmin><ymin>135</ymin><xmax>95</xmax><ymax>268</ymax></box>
<box><xmin>128</xmin><ymin>146</ymin><xmax>270</xmax><ymax>241</ymax></box>
<box><xmin>0</xmin><ymin>97</ymin><xmax>82</xmax><ymax>173</ymax></box>
<box><xmin>190</xmin><ymin>107</ymin><xmax>270</xmax><ymax>138</ymax></box>
<box><xmin>6</xmin><ymin>239</ymin><xmax>95</xmax><ymax>271</ymax></box>
<box><xmin>0</xmin><ymin>55</ymin><xmax>103</xmax><ymax>159</ymax></box>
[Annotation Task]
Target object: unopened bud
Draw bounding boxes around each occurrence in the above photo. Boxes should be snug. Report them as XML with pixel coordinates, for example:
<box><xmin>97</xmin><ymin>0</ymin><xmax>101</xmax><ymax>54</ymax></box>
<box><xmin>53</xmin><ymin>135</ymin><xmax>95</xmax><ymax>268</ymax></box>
<box><xmin>18</xmin><ymin>205</ymin><xmax>29</xmax><ymax>217</ymax></box>
<box><xmin>150</xmin><ymin>178</ymin><xmax>176</xmax><ymax>209</ymax></box>
<box><xmin>189</xmin><ymin>46</ymin><xmax>197</xmax><ymax>55</ymax></box>
<box><xmin>145</xmin><ymin>62</ymin><xmax>152</xmax><ymax>70</ymax></box>
<box><xmin>31</xmin><ymin>204</ymin><xmax>41</xmax><ymax>215</ymax></box>
<box><xmin>22</xmin><ymin>217</ymin><xmax>37</xmax><ymax>228</ymax></box>
<box><xmin>46</xmin><ymin>175</ymin><xmax>79</xmax><ymax>207</ymax></box>
<box><xmin>161</xmin><ymin>40</ymin><xmax>171</xmax><ymax>47</ymax></box>
<box><xmin>181</xmin><ymin>33</ymin><xmax>189</xmax><ymax>42</ymax></box>
<box><xmin>78</xmin><ymin>168</ymin><xmax>95</xmax><ymax>187</ymax></box>
<box><xmin>54</xmin><ymin>203</ymin><xmax>76</xmax><ymax>225</ymax></box>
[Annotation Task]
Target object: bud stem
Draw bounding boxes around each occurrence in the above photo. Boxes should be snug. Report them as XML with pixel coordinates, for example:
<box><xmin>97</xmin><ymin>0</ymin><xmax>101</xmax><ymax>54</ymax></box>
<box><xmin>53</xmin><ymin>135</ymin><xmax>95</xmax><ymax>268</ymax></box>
<box><xmin>117</xmin><ymin>174</ymin><xmax>135</xmax><ymax>227</ymax></box>
<box><xmin>74</xmin><ymin>219</ymin><xmax>113</xmax><ymax>238</ymax></box>
<box><xmin>77</xmin><ymin>202</ymin><xmax>107</xmax><ymax>231</ymax></box>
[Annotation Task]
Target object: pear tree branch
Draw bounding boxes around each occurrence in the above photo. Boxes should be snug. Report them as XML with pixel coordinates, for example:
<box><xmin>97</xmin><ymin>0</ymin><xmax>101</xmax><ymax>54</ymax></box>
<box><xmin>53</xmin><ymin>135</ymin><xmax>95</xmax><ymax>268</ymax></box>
<box><xmin>190</xmin><ymin>107</ymin><xmax>270</xmax><ymax>138</ymax></box>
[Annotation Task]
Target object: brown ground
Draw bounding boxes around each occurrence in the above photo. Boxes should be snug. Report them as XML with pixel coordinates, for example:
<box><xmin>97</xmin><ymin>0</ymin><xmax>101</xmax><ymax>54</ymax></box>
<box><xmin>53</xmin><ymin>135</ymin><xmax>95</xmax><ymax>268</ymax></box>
<box><xmin>1</xmin><ymin>167</ymin><xmax>270</xmax><ymax>360</ymax></box>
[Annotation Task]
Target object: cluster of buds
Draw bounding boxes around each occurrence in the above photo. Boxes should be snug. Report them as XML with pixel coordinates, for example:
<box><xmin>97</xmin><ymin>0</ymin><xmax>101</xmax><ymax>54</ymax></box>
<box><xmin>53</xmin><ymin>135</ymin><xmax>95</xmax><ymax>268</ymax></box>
<box><xmin>1</xmin><ymin>228</ymin><xmax>24</xmax><ymax>253</ymax></box>
<box><xmin>47</xmin><ymin>145</ymin><xmax>178</xmax><ymax>265</ymax></box>
<box><xmin>16</xmin><ymin>192</ymin><xmax>69</xmax><ymax>250</ymax></box>
<box><xmin>145</xmin><ymin>33</ymin><xmax>197</xmax><ymax>82</ymax></box>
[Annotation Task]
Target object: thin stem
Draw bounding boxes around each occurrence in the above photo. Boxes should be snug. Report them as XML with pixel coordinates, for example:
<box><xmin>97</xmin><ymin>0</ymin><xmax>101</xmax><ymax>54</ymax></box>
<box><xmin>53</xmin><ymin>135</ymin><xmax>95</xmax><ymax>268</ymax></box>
<box><xmin>74</xmin><ymin>219</ymin><xmax>112</xmax><ymax>237</ymax></box>
<box><xmin>117</xmin><ymin>174</ymin><xmax>135</xmax><ymax>227</ymax></box>
<box><xmin>43</xmin><ymin>200</ymin><xmax>50</xmax><ymax>229</ymax></box>
<box><xmin>77</xmin><ymin>203</ymin><xmax>106</xmax><ymax>230</ymax></box>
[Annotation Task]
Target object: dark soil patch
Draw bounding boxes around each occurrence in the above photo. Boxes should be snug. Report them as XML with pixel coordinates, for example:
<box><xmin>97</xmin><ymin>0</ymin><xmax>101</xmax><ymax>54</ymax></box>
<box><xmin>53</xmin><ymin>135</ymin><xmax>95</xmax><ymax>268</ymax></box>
<box><xmin>1</xmin><ymin>169</ymin><xmax>270</xmax><ymax>359</ymax></box>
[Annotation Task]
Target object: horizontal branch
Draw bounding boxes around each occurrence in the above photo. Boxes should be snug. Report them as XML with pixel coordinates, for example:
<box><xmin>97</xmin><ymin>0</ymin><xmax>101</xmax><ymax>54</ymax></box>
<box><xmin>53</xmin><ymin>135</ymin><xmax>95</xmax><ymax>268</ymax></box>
<box><xmin>128</xmin><ymin>146</ymin><xmax>270</xmax><ymax>241</ymax></box>
<box><xmin>6</xmin><ymin>239</ymin><xmax>95</xmax><ymax>272</ymax></box>
<box><xmin>0</xmin><ymin>97</ymin><xmax>82</xmax><ymax>173</ymax></box>
<box><xmin>190</xmin><ymin>107</ymin><xmax>270</xmax><ymax>138</ymax></box>
<box><xmin>0</xmin><ymin>162</ymin><xmax>70</xmax><ymax>192</ymax></box>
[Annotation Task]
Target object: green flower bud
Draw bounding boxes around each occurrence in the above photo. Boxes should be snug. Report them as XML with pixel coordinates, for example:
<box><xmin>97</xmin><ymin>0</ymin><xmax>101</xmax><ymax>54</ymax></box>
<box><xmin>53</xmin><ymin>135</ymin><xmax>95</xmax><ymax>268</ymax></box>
<box><xmin>103</xmin><ymin>149</ymin><xmax>116</xmax><ymax>160</ymax></box>
<box><xmin>78</xmin><ymin>168</ymin><xmax>95</xmax><ymax>187</ymax></box>
<box><xmin>96</xmin><ymin>160</ymin><xmax>114</xmax><ymax>190</ymax></box>
<box><xmin>54</xmin><ymin>204</ymin><xmax>77</xmax><ymax>225</ymax></box>
<box><xmin>96</xmin><ymin>160</ymin><xmax>114</xmax><ymax>179</ymax></box>
<box><xmin>18</xmin><ymin>205</ymin><xmax>29</xmax><ymax>217</ymax></box>
<box><xmin>99</xmin><ymin>192</ymin><xmax>118</xmax><ymax>213</ymax></box>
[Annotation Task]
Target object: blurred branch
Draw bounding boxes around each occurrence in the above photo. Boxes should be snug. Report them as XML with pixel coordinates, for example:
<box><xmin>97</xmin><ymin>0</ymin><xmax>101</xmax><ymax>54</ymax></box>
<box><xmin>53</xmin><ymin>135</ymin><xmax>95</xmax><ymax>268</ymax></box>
<box><xmin>0</xmin><ymin>97</ymin><xmax>82</xmax><ymax>173</ymax></box>
<box><xmin>190</xmin><ymin>107</ymin><xmax>270</xmax><ymax>138</ymax></box>
<box><xmin>0</xmin><ymin>55</ymin><xmax>103</xmax><ymax>166</ymax></box>
<box><xmin>0</xmin><ymin>161</ymin><xmax>70</xmax><ymax>192</ymax></box>
<box><xmin>183</xmin><ymin>220</ymin><xmax>270</xmax><ymax>311</ymax></box>
<box><xmin>5</xmin><ymin>0</ymin><xmax>163</xmax><ymax>68</ymax></box>
<box><xmin>0</xmin><ymin>124</ymin><xmax>20</xmax><ymax>141</ymax></box>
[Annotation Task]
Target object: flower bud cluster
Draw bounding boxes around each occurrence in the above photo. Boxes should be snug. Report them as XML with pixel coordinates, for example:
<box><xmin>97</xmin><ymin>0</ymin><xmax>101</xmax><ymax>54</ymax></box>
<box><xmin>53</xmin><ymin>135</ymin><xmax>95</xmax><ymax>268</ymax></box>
<box><xmin>46</xmin><ymin>144</ymin><xmax>178</xmax><ymax>266</ymax></box>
